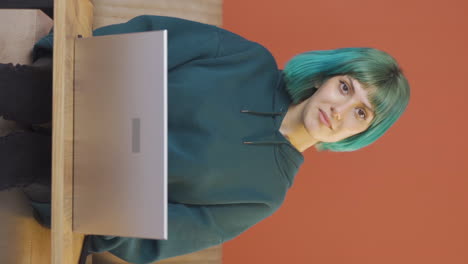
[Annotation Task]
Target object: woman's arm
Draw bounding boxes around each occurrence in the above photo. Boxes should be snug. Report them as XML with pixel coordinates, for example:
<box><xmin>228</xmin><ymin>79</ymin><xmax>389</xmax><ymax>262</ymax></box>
<box><xmin>33</xmin><ymin>15</ymin><xmax>221</xmax><ymax>71</ymax></box>
<box><xmin>88</xmin><ymin>201</ymin><xmax>274</xmax><ymax>264</ymax></box>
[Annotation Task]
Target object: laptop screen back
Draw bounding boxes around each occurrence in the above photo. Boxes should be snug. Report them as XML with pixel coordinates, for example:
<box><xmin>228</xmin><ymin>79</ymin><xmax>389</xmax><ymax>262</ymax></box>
<box><xmin>73</xmin><ymin>30</ymin><xmax>168</xmax><ymax>240</ymax></box>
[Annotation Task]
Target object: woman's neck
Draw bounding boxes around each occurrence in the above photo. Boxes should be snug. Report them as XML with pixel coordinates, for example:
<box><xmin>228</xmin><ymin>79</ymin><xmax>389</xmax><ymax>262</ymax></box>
<box><xmin>279</xmin><ymin>101</ymin><xmax>318</xmax><ymax>152</ymax></box>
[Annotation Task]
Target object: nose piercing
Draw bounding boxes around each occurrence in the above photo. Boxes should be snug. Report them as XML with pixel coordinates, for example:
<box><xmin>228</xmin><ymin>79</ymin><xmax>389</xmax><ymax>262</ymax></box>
<box><xmin>335</xmin><ymin>113</ymin><xmax>342</xmax><ymax>120</ymax></box>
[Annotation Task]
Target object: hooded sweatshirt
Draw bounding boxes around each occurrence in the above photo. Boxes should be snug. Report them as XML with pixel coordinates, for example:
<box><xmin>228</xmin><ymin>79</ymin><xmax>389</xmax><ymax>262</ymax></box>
<box><xmin>29</xmin><ymin>15</ymin><xmax>305</xmax><ymax>264</ymax></box>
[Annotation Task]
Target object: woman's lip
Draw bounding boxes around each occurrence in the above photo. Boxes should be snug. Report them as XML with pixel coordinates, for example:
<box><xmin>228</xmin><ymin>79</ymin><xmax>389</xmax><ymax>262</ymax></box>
<box><xmin>319</xmin><ymin>109</ymin><xmax>332</xmax><ymax>129</ymax></box>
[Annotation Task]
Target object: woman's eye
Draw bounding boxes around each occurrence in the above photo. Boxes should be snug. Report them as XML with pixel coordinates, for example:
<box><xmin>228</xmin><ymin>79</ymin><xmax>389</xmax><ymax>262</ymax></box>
<box><xmin>339</xmin><ymin>81</ymin><xmax>349</xmax><ymax>94</ymax></box>
<box><xmin>356</xmin><ymin>108</ymin><xmax>367</xmax><ymax>120</ymax></box>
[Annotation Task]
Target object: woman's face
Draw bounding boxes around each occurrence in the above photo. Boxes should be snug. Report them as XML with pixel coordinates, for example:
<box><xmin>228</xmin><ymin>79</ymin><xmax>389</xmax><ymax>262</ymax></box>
<box><xmin>302</xmin><ymin>75</ymin><xmax>376</xmax><ymax>143</ymax></box>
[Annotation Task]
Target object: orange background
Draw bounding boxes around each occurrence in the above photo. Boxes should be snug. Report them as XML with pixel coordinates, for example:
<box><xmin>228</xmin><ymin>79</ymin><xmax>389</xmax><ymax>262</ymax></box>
<box><xmin>222</xmin><ymin>0</ymin><xmax>468</xmax><ymax>263</ymax></box>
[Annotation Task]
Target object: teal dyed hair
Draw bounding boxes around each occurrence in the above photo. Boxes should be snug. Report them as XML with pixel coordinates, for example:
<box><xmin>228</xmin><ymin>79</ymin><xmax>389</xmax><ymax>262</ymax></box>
<box><xmin>282</xmin><ymin>47</ymin><xmax>410</xmax><ymax>152</ymax></box>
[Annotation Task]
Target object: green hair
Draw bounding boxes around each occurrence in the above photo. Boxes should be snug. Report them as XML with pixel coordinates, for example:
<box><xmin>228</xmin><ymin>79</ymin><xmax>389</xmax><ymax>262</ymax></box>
<box><xmin>282</xmin><ymin>47</ymin><xmax>410</xmax><ymax>152</ymax></box>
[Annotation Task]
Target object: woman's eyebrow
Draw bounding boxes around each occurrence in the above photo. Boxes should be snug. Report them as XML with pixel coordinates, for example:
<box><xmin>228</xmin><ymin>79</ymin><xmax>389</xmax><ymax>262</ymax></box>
<box><xmin>347</xmin><ymin>76</ymin><xmax>374</xmax><ymax>111</ymax></box>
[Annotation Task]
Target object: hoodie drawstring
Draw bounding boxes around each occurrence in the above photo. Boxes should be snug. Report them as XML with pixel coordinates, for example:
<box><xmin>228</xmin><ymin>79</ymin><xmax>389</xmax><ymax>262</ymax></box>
<box><xmin>240</xmin><ymin>109</ymin><xmax>288</xmax><ymax>145</ymax></box>
<box><xmin>240</xmin><ymin>110</ymin><xmax>283</xmax><ymax>116</ymax></box>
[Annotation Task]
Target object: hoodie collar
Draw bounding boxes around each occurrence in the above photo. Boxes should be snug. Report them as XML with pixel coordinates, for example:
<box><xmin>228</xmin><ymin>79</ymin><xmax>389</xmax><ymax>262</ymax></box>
<box><xmin>241</xmin><ymin>70</ymin><xmax>305</xmax><ymax>183</ymax></box>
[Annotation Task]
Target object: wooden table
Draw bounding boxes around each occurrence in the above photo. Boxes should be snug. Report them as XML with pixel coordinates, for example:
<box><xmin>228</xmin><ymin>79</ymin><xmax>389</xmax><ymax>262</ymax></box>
<box><xmin>50</xmin><ymin>0</ymin><xmax>93</xmax><ymax>263</ymax></box>
<box><xmin>50</xmin><ymin>1</ymin><xmax>223</xmax><ymax>263</ymax></box>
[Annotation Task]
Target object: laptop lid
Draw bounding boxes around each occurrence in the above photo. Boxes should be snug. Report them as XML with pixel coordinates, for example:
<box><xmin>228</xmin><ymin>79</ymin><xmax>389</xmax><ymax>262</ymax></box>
<box><xmin>73</xmin><ymin>30</ymin><xmax>167</xmax><ymax>240</ymax></box>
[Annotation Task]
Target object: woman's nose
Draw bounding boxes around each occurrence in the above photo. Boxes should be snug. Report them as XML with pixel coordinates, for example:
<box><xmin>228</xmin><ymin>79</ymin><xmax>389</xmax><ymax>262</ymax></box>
<box><xmin>331</xmin><ymin>106</ymin><xmax>342</xmax><ymax>120</ymax></box>
<box><xmin>331</xmin><ymin>99</ymin><xmax>355</xmax><ymax>121</ymax></box>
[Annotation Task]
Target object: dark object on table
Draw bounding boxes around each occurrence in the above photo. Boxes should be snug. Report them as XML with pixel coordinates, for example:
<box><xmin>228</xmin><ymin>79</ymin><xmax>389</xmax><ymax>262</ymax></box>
<box><xmin>0</xmin><ymin>0</ymin><xmax>53</xmax><ymax>19</ymax></box>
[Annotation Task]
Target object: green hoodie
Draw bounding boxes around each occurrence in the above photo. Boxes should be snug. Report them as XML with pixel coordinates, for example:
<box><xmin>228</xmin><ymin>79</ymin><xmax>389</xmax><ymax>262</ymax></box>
<box><xmin>29</xmin><ymin>15</ymin><xmax>304</xmax><ymax>264</ymax></box>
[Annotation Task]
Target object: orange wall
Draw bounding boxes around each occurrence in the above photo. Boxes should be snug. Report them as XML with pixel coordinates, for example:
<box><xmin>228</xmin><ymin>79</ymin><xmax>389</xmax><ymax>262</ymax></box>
<box><xmin>223</xmin><ymin>1</ymin><xmax>468</xmax><ymax>264</ymax></box>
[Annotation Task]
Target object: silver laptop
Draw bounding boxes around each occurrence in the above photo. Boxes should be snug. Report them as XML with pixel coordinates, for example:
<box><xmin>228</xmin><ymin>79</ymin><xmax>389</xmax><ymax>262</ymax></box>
<box><xmin>72</xmin><ymin>30</ymin><xmax>168</xmax><ymax>240</ymax></box>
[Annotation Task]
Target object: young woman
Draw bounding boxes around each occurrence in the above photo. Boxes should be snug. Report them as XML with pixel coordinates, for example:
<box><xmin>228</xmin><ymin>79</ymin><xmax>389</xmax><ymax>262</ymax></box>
<box><xmin>0</xmin><ymin>15</ymin><xmax>410</xmax><ymax>264</ymax></box>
